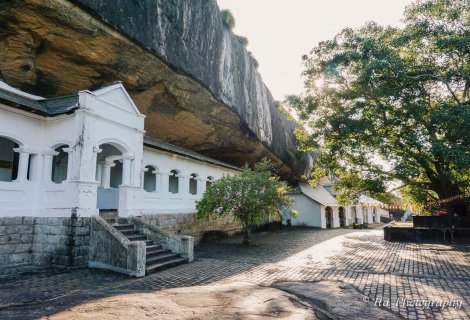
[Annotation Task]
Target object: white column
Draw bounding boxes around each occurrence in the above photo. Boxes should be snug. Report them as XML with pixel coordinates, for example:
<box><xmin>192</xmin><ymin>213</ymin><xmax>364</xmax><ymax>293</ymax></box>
<box><xmin>41</xmin><ymin>153</ymin><xmax>57</xmax><ymax>183</ymax></box>
<box><xmin>178</xmin><ymin>174</ymin><xmax>187</xmax><ymax>194</ymax></box>
<box><xmin>201</xmin><ymin>179</ymin><xmax>208</xmax><ymax>194</ymax></box>
<box><xmin>91</xmin><ymin>147</ymin><xmax>102</xmax><ymax>182</ymax></box>
<box><xmin>141</xmin><ymin>167</ymin><xmax>148</xmax><ymax>189</ymax></box>
<box><xmin>29</xmin><ymin>154</ymin><xmax>43</xmax><ymax>181</ymax></box>
<box><xmin>196</xmin><ymin>179</ymin><xmax>203</xmax><ymax>195</ymax></box>
<box><xmin>96</xmin><ymin>162</ymin><xmax>104</xmax><ymax>186</ymax></box>
<box><xmin>332</xmin><ymin>207</ymin><xmax>340</xmax><ymax>228</ymax></box>
<box><xmin>320</xmin><ymin>206</ymin><xmax>327</xmax><ymax>229</ymax></box>
<box><xmin>155</xmin><ymin>173</ymin><xmax>161</xmax><ymax>193</ymax></box>
<box><xmin>13</xmin><ymin>148</ymin><xmax>30</xmax><ymax>182</ymax></box>
<box><xmin>63</xmin><ymin>147</ymin><xmax>74</xmax><ymax>181</ymax></box>
<box><xmin>121</xmin><ymin>158</ymin><xmax>132</xmax><ymax>186</ymax></box>
<box><xmin>102</xmin><ymin>161</ymin><xmax>115</xmax><ymax>189</ymax></box>
<box><xmin>161</xmin><ymin>172</ymin><xmax>170</xmax><ymax>194</ymax></box>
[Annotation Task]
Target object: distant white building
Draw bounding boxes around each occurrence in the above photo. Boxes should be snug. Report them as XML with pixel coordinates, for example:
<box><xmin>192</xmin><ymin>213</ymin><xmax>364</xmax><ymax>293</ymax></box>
<box><xmin>289</xmin><ymin>183</ymin><xmax>388</xmax><ymax>228</ymax></box>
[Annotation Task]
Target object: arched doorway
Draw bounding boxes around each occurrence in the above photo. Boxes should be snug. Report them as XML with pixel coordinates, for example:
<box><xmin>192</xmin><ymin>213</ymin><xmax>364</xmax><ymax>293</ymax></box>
<box><xmin>0</xmin><ymin>136</ymin><xmax>20</xmax><ymax>182</ymax></box>
<box><xmin>325</xmin><ymin>206</ymin><xmax>333</xmax><ymax>228</ymax></box>
<box><xmin>339</xmin><ymin>207</ymin><xmax>346</xmax><ymax>227</ymax></box>
<box><xmin>96</xmin><ymin>143</ymin><xmax>124</xmax><ymax>210</ymax></box>
<box><xmin>372</xmin><ymin>207</ymin><xmax>377</xmax><ymax>223</ymax></box>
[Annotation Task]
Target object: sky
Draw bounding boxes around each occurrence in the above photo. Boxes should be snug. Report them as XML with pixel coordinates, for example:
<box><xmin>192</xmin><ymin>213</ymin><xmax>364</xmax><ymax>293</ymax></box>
<box><xmin>217</xmin><ymin>0</ymin><xmax>414</xmax><ymax>101</ymax></box>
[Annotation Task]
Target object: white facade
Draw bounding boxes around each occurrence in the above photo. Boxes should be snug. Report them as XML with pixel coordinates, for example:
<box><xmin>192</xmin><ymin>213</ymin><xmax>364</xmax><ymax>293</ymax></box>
<box><xmin>0</xmin><ymin>82</ymin><xmax>237</xmax><ymax>217</ymax></box>
<box><xmin>290</xmin><ymin>183</ymin><xmax>387</xmax><ymax>228</ymax></box>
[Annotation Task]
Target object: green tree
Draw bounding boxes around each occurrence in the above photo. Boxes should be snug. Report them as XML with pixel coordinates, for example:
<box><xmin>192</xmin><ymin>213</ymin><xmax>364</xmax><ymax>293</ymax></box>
<box><xmin>221</xmin><ymin>9</ymin><xmax>235</xmax><ymax>30</ymax></box>
<box><xmin>236</xmin><ymin>35</ymin><xmax>249</xmax><ymax>46</ymax></box>
<box><xmin>287</xmin><ymin>0</ymin><xmax>470</xmax><ymax>214</ymax></box>
<box><xmin>196</xmin><ymin>159</ymin><xmax>292</xmax><ymax>245</ymax></box>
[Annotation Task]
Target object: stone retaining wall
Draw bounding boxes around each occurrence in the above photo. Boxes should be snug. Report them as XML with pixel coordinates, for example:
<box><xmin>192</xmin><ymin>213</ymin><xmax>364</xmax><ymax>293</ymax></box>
<box><xmin>141</xmin><ymin>213</ymin><xmax>243</xmax><ymax>242</ymax></box>
<box><xmin>0</xmin><ymin>216</ymin><xmax>90</xmax><ymax>268</ymax></box>
<box><xmin>0</xmin><ymin>217</ymin><xmax>35</xmax><ymax>267</ymax></box>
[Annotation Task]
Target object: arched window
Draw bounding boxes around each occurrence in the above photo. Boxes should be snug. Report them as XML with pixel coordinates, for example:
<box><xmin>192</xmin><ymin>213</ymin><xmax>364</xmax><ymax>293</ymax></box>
<box><xmin>144</xmin><ymin>165</ymin><xmax>157</xmax><ymax>192</ymax></box>
<box><xmin>339</xmin><ymin>207</ymin><xmax>346</xmax><ymax>227</ymax></box>
<box><xmin>206</xmin><ymin>176</ymin><xmax>213</xmax><ymax>189</ymax></box>
<box><xmin>0</xmin><ymin>136</ymin><xmax>19</xmax><ymax>182</ymax></box>
<box><xmin>51</xmin><ymin>145</ymin><xmax>69</xmax><ymax>183</ymax></box>
<box><xmin>189</xmin><ymin>173</ymin><xmax>198</xmax><ymax>195</ymax></box>
<box><xmin>169</xmin><ymin>170</ymin><xmax>179</xmax><ymax>194</ymax></box>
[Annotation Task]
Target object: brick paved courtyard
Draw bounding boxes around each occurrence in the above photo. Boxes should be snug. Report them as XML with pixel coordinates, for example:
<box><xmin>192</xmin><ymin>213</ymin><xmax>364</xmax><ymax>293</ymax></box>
<box><xmin>0</xmin><ymin>228</ymin><xmax>469</xmax><ymax>319</ymax></box>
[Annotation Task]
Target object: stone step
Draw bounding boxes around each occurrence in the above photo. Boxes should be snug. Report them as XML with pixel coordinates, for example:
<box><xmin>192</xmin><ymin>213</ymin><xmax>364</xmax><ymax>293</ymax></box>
<box><xmin>119</xmin><ymin>229</ymin><xmax>140</xmax><ymax>236</ymax></box>
<box><xmin>127</xmin><ymin>234</ymin><xmax>148</xmax><ymax>241</ymax></box>
<box><xmin>105</xmin><ymin>218</ymin><xmax>129</xmax><ymax>225</ymax></box>
<box><xmin>99</xmin><ymin>210</ymin><xmax>119</xmax><ymax>219</ymax></box>
<box><xmin>113</xmin><ymin>223</ymin><xmax>135</xmax><ymax>230</ymax></box>
<box><xmin>146</xmin><ymin>244</ymin><xmax>163</xmax><ymax>252</ymax></box>
<box><xmin>146</xmin><ymin>249</ymin><xmax>171</xmax><ymax>258</ymax></box>
<box><xmin>144</xmin><ymin>240</ymin><xmax>154</xmax><ymax>246</ymax></box>
<box><xmin>145</xmin><ymin>253</ymin><xmax>178</xmax><ymax>265</ymax></box>
<box><xmin>145</xmin><ymin>257</ymin><xmax>189</xmax><ymax>275</ymax></box>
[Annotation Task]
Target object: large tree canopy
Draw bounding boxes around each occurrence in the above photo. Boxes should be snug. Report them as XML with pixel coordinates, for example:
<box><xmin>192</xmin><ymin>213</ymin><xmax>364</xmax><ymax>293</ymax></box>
<box><xmin>288</xmin><ymin>0</ymin><xmax>469</xmax><ymax>214</ymax></box>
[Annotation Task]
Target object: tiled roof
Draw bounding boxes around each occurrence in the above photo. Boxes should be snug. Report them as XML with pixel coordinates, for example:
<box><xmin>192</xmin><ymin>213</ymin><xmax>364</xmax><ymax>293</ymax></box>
<box><xmin>299</xmin><ymin>183</ymin><xmax>338</xmax><ymax>206</ymax></box>
<box><xmin>0</xmin><ymin>82</ymin><xmax>78</xmax><ymax>116</ymax></box>
<box><xmin>143</xmin><ymin>136</ymin><xmax>240</xmax><ymax>171</ymax></box>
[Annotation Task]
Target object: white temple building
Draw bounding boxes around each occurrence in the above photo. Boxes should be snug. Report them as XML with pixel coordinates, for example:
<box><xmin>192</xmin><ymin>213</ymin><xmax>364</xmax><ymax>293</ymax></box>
<box><xmin>0</xmin><ymin>81</ymin><xmax>238</xmax><ymax>218</ymax></box>
<box><xmin>289</xmin><ymin>182</ymin><xmax>389</xmax><ymax>228</ymax></box>
<box><xmin>0</xmin><ymin>81</ymin><xmax>244</xmax><ymax>274</ymax></box>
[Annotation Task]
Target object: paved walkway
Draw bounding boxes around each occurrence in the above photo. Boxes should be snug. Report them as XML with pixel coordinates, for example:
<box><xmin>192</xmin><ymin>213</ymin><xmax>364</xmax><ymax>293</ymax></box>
<box><xmin>0</xmin><ymin>228</ymin><xmax>469</xmax><ymax>319</ymax></box>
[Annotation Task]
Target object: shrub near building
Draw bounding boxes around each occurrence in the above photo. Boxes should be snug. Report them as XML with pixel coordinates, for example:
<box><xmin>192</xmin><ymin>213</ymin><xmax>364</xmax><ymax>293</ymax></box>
<box><xmin>196</xmin><ymin>159</ymin><xmax>293</xmax><ymax>245</ymax></box>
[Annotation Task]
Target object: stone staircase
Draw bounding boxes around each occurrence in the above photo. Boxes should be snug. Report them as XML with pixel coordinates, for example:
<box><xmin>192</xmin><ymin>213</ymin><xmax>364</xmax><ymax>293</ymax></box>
<box><xmin>104</xmin><ymin>216</ymin><xmax>188</xmax><ymax>275</ymax></box>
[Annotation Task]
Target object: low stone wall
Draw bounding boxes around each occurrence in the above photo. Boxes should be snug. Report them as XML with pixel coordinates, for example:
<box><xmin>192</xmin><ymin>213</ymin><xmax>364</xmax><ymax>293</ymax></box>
<box><xmin>0</xmin><ymin>216</ymin><xmax>90</xmax><ymax>269</ymax></box>
<box><xmin>141</xmin><ymin>213</ymin><xmax>243</xmax><ymax>242</ymax></box>
<box><xmin>0</xmin><ymin>217</ymin><xmax>35</xmax><ymax>267</ymax></box>
<box><xmin>33</xmin><ymin>217</ymin><xmax>90</xmax><ymax>267</ymax></box>
<box><xmin>89</xmin><ymin>216</ymin><xmax>145</xmax><ymax>277</ymax></box>
<box><xmin>384</xmin><ymin>222</ymin><xmax>470</xmax><ymax>242</ymax></box>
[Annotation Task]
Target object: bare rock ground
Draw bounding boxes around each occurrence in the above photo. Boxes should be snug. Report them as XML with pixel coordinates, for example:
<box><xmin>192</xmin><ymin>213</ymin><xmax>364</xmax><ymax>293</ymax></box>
<box><xmin>39</xmin><ymin>279</ymin><xmax>401</xmax><ymax>319</ymax></box>
<box><xmin>41</xmin><ymin>282</ymin><xmax>320</xmax><ymax>320</ymax></box>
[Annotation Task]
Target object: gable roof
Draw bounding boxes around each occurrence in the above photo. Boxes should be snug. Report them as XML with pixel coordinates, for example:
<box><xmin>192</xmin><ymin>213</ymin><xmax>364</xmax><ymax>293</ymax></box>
<box><xmin>91</xmin><ymin>82</ymin><xmax>142</xmax><ymax>116</ymax></box>
<box><xmin>359</xmin><ymin>194</ymin><xmax>385</xmax><ymax>205</ymax></box>
<box><xmin>0</xmin><ymin>81</ymin><xmax>78</xmax><ymax>116</ymax></box>
<box><xmin>299</xmin><ymin>183</ymin><xmax>338</xmax><ymax>206</ymax></box>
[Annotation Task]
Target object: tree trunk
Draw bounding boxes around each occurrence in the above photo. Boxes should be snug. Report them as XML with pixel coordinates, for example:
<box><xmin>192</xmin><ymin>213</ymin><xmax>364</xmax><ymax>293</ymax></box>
<box><xmin>242</xmin><ymin>226</ymin><xmax>251</xmax><ymax>245</ymax></box>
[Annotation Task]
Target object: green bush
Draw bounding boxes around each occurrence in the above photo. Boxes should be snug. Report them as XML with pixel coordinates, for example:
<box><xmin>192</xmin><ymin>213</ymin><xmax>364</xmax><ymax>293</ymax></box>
<box><xmin>196</xmin><ymin>159</ymin><xmax>292</xmax><ymax>245</ymax></box>
<box><xmin>236</xmin><ymin>35</ymin><xmax>249</xmax><ymax>46</ymax></box>
<box><xmin>221</xmin><ymin>9</ymin><xmax>235</xmax><ymax>30</ymax></box>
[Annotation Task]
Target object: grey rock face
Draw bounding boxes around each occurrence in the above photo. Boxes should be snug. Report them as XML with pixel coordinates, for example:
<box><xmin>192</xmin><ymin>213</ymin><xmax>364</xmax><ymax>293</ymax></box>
<box><xmin>73</xmin><ymin>0</ymin><xmax>310</xmax><ymax>177</ymax></box>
